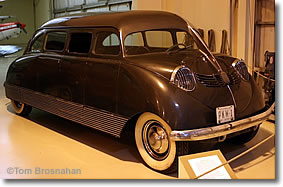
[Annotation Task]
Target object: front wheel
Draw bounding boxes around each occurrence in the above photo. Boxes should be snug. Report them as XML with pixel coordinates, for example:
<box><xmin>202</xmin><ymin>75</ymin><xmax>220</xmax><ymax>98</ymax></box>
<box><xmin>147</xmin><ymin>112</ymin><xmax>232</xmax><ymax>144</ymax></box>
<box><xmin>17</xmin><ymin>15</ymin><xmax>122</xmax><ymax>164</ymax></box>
<box><xmin>11</xmin><ymin>100</ymin><xmax>32</xmax><ymax>116</ymax></box>
<box><xmin>135</xmin><ymin>112</ymin><xmax>185</xmax><ymax>173</ymax></box>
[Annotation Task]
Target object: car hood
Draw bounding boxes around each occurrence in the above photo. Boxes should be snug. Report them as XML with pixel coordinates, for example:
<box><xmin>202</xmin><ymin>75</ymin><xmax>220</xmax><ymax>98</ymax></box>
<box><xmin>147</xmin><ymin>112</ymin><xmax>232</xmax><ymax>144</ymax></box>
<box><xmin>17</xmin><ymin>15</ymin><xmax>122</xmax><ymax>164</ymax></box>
<box><xmin>124</xmin><ymin>51</ymin><xmax>236</xmax><ymax>80</ymax></box>
<box><xmin>125</xmin><ymin>51</ymin><xmax>254</xmax><ymax>115</ymax></box>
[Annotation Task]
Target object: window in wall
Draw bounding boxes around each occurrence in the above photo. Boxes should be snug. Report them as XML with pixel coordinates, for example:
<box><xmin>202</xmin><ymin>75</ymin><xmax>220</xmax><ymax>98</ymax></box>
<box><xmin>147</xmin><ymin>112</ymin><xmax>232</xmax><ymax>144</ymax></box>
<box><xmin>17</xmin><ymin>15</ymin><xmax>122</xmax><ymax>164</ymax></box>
<box><xmin>53</xmin><ymin>0</ymin><xmax>131</xmax><ymax>17</ymax></box>
<box><xmin>95</xmin><ymin>31</ymin><xmax>120</xmax><ymax>55</ymax></box>
<box><xmin>69</xmin><ymin>32</ymin><xmax>92</xmax><ymax>54</ymax></box>
<box><xmin>30</xmin><ymin>34</ymin><xmax>45</xmax><ymax>52</ymax></box>
<box><xmin>45</xmin><ymin>31</ymin><xmax>67</xmax><ymax>51</ymax></box>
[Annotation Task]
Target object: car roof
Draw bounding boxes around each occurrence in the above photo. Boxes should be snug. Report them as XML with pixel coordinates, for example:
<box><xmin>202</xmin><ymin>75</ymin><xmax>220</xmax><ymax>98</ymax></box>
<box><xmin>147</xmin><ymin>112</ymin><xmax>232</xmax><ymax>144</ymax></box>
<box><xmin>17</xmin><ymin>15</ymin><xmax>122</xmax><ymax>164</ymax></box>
<box><xmin>40</xmin><ymin>10</ymin><xmax>189</xmax><ymax>38</ymax></box>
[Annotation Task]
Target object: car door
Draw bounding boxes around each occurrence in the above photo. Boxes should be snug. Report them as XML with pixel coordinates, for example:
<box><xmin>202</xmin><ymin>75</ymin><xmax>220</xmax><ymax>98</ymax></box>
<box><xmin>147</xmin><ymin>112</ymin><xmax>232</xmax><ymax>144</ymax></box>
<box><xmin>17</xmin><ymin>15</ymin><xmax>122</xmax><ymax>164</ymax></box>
<box><xmin>85</xmin><ymin>28</ymin><xmax>122</xmax><ymax>114</ymax></box>
<box><xmin>13</xmin><ymin>30</ymin><xmax>45</xmax><ymax>90</ymax></box>
<box><xmin>58</xmin><ymin>30</ymin><xmax>93</xmax><ymax>104</ymax></box>
<box><xmin>34</xmin><ymin>31</ymin><xmax>67</xmax><ymax>97</ymax></box>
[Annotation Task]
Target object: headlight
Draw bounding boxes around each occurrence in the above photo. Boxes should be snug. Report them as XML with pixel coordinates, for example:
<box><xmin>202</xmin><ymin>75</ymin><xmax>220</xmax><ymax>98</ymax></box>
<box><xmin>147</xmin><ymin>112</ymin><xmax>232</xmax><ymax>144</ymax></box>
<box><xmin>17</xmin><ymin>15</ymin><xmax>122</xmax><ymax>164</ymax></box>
<box><xmin>170</xmin><ymin>66</ymin><xmax>196</xmax><ymax>91</ymax></box>
<box><xmin>232</xmin><ymin>60</ymin><xmax>250</xmax><ymax>81</ymax></box>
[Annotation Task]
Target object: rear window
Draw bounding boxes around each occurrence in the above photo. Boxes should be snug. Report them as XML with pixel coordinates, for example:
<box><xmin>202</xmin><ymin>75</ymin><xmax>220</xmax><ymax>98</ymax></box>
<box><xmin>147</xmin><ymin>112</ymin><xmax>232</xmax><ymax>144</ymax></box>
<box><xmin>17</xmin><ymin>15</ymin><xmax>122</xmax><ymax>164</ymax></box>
<box><xmin>45</xmin><ymin>31</ymin><xmax>67</xmax><ymax>51</ymax></box>
<box><xmin>69</xmin><ymin>32</ymin><xmax>92</xmax><ymax>54</ymax></box>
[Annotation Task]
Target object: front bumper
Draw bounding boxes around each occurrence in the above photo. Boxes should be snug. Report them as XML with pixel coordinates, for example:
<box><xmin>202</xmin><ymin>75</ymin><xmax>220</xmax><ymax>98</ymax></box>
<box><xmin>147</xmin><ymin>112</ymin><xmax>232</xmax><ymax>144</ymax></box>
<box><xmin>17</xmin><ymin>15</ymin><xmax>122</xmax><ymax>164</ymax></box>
<box><xmin>170</xmin><ymin>103</ymin><xmax>275</xmax><ymax>141</ymax></box>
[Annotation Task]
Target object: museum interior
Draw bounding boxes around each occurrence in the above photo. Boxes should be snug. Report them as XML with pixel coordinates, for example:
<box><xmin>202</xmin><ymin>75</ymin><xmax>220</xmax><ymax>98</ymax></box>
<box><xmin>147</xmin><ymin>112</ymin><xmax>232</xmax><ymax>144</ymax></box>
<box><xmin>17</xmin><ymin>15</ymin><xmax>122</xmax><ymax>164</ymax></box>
<box><xmin>0</xmin><ymin>0</ymin><xmax>275</xmax><ymax>179</ymax></box>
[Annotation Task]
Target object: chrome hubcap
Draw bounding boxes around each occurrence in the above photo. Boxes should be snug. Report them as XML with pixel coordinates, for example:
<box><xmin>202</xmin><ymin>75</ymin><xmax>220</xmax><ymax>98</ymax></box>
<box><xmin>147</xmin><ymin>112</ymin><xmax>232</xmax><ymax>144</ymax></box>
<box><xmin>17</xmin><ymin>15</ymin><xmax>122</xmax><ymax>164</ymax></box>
<box><xmin>143</xmin><ymin>121</ymin><xmax>169</xmax><ymax>160</ymax></box>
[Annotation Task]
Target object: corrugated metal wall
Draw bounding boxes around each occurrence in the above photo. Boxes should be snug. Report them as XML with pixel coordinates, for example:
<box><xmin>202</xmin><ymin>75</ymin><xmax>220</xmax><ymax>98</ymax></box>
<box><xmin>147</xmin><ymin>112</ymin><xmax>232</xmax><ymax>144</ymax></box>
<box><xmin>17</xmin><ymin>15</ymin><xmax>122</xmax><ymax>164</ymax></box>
<box><xmin>53</xmin><ymin>0</ymin><xmax>131</xmax><ymax>17</ymax></box>
<box><xmin>254</xmin><ymin>0</ymin><xmax>275</xmax><ymax>68</ymax></box>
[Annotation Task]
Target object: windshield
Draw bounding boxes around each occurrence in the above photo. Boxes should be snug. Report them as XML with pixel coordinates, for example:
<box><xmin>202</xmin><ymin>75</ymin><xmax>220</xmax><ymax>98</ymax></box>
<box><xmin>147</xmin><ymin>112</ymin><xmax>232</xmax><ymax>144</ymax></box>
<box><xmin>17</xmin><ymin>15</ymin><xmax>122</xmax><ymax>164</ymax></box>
<box><xmin>124</xmin><ymin>29</ymin><xmax>200</xmax><ymax>56</ymax></box>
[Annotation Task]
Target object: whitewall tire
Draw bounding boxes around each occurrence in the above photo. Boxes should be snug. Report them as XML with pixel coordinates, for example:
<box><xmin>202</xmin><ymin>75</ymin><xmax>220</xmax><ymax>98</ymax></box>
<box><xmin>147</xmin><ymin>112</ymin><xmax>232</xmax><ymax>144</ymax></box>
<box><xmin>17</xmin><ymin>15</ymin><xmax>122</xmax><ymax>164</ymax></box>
<box><xmin>11</xmin><ymin>100</ymin><xmax>32</xmax><ymax>116</ymax></box>
<box><xmin>135</xmin><ymin>112</ymin><xmax>176</xmax><ymax>172</ymax></box>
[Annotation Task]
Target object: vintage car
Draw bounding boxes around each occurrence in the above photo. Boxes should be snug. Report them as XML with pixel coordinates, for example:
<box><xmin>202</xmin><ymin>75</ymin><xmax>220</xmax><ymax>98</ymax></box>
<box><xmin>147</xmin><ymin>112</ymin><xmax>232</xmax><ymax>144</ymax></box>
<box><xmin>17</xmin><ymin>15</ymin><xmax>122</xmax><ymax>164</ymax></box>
<box><xmin>4</xmin><ymin>11</ymin><xmax>274</xmax><ymax>173</ymax></box>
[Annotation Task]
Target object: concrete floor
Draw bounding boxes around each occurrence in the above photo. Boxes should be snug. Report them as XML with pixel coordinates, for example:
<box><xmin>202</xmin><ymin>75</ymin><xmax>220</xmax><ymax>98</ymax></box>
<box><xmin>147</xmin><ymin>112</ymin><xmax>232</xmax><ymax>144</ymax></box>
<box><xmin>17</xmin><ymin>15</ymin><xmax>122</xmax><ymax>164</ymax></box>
<box><xmin>0</xmin><ymin>49</ymin><xmax>275</xmax><ymax>179</ymax></box>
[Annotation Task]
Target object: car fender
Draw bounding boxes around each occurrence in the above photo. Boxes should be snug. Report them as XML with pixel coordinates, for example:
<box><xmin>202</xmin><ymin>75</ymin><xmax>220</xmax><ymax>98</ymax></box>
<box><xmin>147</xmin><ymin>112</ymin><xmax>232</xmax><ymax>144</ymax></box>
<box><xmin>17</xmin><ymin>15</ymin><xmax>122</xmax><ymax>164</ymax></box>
<box><xmin>117</xmin><ymin>62</ymin><xmax>215</xmax><ymax>131</ymax></box>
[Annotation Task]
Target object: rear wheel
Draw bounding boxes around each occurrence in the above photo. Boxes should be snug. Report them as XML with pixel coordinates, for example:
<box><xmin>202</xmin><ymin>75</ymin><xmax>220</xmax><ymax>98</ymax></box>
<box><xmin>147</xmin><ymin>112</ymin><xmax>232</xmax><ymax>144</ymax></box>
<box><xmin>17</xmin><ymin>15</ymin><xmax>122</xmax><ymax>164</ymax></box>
<box><xmin>135</xmin><ymin>112</ymin><xmax>189</xmax><ymax>173</ymax></box>
<box><xmin>11</xmin><ymin>100</ymin><xmax>32</xmax><ymax>116</ymax></box>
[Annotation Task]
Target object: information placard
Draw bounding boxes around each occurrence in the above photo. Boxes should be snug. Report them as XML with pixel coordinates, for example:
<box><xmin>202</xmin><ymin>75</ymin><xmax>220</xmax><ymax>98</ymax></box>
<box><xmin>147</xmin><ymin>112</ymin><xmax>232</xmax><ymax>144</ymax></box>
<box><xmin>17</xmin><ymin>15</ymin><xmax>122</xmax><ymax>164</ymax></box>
<box><xmin>178</xmin><ymin>150</ymin><xmax>237</xmax><ymax>179</ymax></box>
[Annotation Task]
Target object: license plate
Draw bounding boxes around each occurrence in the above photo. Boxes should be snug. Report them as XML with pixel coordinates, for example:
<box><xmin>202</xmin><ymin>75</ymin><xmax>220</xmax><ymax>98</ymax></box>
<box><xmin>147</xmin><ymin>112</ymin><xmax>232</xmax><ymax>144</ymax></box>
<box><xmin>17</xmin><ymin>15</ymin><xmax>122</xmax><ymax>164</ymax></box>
<box><xmin>216</xmin><ymin>105</ymin><xmax>235</xmax><ymax>124</ymax></box>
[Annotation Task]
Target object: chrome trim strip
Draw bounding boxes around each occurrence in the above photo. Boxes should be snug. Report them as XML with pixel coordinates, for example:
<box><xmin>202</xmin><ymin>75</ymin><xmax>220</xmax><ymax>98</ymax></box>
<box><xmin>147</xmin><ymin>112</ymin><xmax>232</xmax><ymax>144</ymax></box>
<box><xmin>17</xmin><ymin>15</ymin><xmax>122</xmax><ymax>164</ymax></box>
<box><xmin>170</xmin><ymin>103</ymin><xmax>275</xmax><ymax>141</ymax></box>
<box><xmin>226</xmin><ymin>84</ymin><xmax>237</xmax><ymax>109</ymax></box>
<box><xmin>187</xmin><ymin>24</ymin><xmax>223</xmax><ymax>72</ymax></box>
<box><xmin>5</xmin><ymin>83</ymin><xmax>129</xmax><ymax>138</ymax></box>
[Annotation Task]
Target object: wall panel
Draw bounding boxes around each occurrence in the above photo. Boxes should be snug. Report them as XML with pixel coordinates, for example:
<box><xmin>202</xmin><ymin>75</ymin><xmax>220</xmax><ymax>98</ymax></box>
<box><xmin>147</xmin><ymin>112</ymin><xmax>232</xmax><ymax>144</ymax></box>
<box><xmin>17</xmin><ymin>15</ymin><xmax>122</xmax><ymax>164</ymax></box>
<box><xmin>0</xmin><ymin>0</ymin><xmax>35</xmax><ymax>45</ymax></box>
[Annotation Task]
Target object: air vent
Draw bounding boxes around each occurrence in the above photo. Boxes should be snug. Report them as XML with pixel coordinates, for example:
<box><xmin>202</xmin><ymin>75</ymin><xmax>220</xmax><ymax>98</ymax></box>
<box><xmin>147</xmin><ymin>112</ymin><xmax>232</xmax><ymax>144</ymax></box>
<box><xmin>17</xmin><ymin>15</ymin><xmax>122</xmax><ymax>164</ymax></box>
<box><xmin>195</xmin><ymin>71</ymin><xmax>240</xmax><ymax>87</ymax></box>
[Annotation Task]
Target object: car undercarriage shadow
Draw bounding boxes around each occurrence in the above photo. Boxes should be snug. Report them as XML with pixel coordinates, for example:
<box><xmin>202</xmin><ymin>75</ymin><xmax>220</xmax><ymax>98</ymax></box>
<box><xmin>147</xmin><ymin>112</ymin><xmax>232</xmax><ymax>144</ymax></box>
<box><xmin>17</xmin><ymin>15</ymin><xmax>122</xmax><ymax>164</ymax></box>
<box><xmin>218</xmin><ymin>126</ymin><xmax>275</xmax><ymax>170</ymax></box>
<box><xmin>6</xmin><ymin>103</ymin><xmax>275</xmax><ymax>178</ymax></box>
<box><xmin>7</xmin><ymin>103</ymin><xmax>180</xmax><ymax>177</ymax></box>
<box><xmin>7</xmin><ymin>104</ymin><xmax>142</xmax><ymax>163</ymax></box>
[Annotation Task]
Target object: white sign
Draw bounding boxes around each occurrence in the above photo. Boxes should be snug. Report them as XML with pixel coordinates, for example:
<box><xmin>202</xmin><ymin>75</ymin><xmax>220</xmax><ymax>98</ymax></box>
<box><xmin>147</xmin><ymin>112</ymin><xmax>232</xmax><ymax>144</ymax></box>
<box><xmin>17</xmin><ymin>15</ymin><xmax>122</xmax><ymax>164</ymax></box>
<box><xmin>188</xmin><ymin>155</ymin><xmax>231</xmax><ymax>179</ymax></box>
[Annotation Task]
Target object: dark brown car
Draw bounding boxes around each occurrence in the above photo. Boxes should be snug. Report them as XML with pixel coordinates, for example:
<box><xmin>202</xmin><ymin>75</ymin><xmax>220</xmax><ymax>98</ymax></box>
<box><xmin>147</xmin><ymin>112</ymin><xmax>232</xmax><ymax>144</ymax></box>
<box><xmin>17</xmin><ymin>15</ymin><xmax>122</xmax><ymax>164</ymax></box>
<box><xmin>4</xmin><ymin>11</ymin><xmax>274</xmax><ymax>173</ymax></box>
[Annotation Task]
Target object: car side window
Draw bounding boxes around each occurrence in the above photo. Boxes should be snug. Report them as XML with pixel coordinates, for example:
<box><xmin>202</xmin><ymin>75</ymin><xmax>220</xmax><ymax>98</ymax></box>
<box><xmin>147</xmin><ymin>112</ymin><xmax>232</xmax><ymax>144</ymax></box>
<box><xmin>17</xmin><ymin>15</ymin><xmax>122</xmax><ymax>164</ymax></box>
<box><xmin>45</xmin><ymin>31</ymin><xmax>67</xmax><ymax>51</ymax></box>
<box><xmin>176</xmin><ymin>31</ymin><xmax>197</xmax><ymax>49</ymax></box>
<box><xmin>124</xmin><ymin>32</ymin><xmax>147</xmax><ymax>55</ymax></box>
<box><xmin>30</xmin><ymin>34</ymin><xmax>45</xmax><ymax>53</ymax></box>
<box><xmin>125</xmin><ymin>32</ymin><xmax>144</xmax><ymax>46</ymax></box>
<box><xmin>95</xmin><ymin>31</ymin><xmax>120</xmax><ymax>55</ymax></box>
<box><xmin>68</xmin><ymin>32</ymin><xmax>92</xmax><ymax>54</ymax></box>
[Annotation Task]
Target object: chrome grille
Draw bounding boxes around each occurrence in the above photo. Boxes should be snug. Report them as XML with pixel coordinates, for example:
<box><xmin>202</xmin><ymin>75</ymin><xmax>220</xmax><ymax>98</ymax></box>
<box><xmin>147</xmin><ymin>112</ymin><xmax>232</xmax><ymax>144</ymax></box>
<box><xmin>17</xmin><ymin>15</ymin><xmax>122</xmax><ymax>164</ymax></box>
<box><xmin>172</xmin><ymin>66</ymin><xmax>195</xmax><ymax>91</ymax></box>
<box><xmin>232</xmin><ymin>60</ymin><xmax>250</xmax><ymax>81</ymax></box>
<box><xmin>228</xmin><ymin>70</ymin><xmax>241</xmax><ymax>85</ymax></box>
<box><xmin>195</xmin><ymin>71</ymin><xmax>240</xmax><ymax>87</ymax></box>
